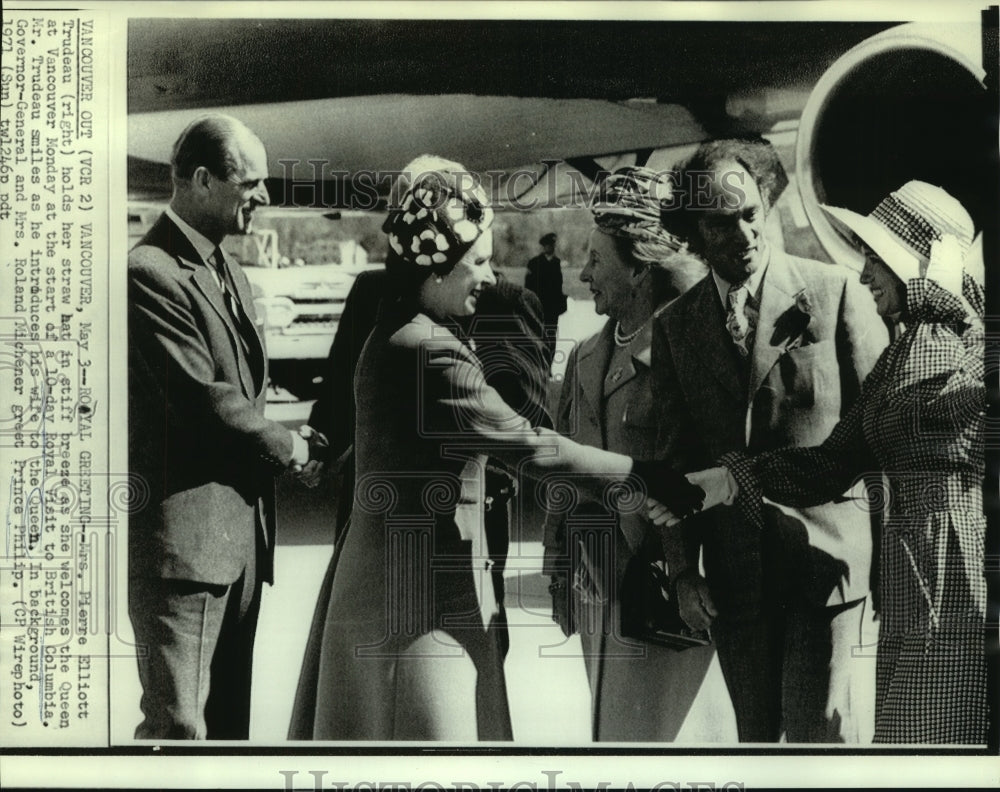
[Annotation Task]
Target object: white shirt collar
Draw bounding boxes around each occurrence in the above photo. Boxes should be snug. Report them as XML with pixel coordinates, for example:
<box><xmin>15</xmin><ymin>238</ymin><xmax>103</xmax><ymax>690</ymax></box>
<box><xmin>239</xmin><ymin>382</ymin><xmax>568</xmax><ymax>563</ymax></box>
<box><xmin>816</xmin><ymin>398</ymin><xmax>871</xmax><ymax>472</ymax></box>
<box><xmin>165</xmin><ymin>205</ymin><xmax>218</xmax><ymax>266</ymax></box>
<box><xmin>711</xmin><ymin>244</ymin><xmax>770</xmax><ymax>308</ymax></box>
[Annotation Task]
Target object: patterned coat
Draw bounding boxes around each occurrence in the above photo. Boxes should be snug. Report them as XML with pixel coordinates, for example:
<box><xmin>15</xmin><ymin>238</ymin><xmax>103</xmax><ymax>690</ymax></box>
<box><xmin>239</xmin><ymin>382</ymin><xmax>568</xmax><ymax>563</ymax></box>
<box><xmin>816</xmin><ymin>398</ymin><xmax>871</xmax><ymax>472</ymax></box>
<box><xmin>726</xmin><ymin>278</ymin><xmax>986</xmax><ymax>744</ymax></box>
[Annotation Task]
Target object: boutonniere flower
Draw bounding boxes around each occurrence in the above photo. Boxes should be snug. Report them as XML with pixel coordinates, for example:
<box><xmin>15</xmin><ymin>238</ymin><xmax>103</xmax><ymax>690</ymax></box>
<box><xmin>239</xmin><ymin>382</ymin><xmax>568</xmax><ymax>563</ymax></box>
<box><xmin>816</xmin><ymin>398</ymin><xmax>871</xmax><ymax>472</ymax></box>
<box><xmin>770</xmin><ymin>289</ymin><xmax>814</xmax><ymax>350</ymax></box>
<box><xmin>794</xmin><ymin>289</ymin><xmax>813</xmax><ymax>316</ymax></box>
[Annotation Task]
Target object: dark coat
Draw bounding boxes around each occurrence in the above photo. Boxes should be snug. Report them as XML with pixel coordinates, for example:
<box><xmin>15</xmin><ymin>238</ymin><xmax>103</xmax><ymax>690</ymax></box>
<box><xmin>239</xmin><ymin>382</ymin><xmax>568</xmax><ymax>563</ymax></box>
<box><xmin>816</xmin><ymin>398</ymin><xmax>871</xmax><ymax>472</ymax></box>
<box><xmin>525</xmin><ymin>253</ymin><xmax>566</xmax><ymax>322</ymax></box>
<box><xmin>128</xmin><ymin>214</ymin><xmax>293</xmax><ymax>586</ymax></box>
<box><xmin>291</xmin><ymin>271</ymin><xmax>552</xmax><ymax>738</ymax></box>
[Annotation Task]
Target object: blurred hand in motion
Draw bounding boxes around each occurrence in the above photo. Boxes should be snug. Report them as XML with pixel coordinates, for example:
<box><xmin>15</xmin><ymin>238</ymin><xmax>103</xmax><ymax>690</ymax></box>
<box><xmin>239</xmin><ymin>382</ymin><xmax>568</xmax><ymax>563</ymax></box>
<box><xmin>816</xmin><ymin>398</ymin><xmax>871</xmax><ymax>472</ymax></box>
<box><xmin>647</xmin><ymin>497</ymin><xmax>680</xmax><ymax>527</ymax></box>
<box><xmin>647</xmin><ymin>466</ymin><xmax>738</xmax><ymax>526</ymax></box>
<box><xmin>294</xmin><ymin>425</ymin><xmax>329</xmax><ymax>488</ymax></box>
<box><xmin>674</xmin><ymin>570</ymin><xmax>718</xmax><ymax>631</ymax></box>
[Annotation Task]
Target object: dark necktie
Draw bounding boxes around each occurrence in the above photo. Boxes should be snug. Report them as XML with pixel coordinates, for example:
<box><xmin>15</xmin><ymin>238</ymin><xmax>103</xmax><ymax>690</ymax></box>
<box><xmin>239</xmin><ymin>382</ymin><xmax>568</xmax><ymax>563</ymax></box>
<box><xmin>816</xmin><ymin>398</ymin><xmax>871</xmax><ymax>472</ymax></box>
<box><xmin>211</xmin><ymin>247</ymin><xmax>253</xmax><ymax>355</ymax></box>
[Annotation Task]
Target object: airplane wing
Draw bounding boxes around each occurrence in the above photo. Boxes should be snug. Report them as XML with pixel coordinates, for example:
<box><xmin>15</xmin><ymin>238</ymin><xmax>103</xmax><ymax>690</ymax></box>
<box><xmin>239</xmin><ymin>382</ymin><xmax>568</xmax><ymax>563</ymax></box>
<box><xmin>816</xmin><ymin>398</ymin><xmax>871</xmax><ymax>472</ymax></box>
<box><xmin>126</xmin><ymin>18</ymin><xmax>896</xmax><ymax>207</ymax></box>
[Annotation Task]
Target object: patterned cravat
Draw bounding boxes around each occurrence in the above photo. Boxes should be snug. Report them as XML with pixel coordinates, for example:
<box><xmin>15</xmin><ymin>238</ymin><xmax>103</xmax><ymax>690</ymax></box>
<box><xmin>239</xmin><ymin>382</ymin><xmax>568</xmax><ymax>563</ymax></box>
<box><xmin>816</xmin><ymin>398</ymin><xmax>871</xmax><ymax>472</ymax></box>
<box><xmin>726</xmin><ymin>283</ymin><xmax>758</xmax><ymax>358</ymax></box>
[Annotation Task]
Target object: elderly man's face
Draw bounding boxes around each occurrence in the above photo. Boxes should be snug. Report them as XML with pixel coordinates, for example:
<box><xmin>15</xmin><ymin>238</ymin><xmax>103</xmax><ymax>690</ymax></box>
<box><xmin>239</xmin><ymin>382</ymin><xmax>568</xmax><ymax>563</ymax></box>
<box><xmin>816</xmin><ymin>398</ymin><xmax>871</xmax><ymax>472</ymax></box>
<box><xmin>693</xmin><ymin>161</ymin><xmax>767</xmax><ymax>284</ymax></box>
<box><xmin>203</xmin><ymin>133</ymin><xmax>270</xmax><ymax>240</ymax></box>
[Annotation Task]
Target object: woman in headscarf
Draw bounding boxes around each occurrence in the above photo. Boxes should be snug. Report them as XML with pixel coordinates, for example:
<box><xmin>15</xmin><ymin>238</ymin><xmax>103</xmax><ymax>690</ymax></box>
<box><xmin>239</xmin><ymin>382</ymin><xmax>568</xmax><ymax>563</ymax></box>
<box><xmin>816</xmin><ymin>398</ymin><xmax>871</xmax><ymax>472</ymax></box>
<box><xmin>672</xmin><ymin>181</ymin><xmax>987</xmax><ymax>743</ymax></box>
<box><xmin>542</xmin><ymin>166</ymin><xmax>737</xmax><ymax>742</ymax></box>
<box><xmin>292</xmin><ymin>157</ymin><xmax>705</xmax><ymax>741</ymax></box>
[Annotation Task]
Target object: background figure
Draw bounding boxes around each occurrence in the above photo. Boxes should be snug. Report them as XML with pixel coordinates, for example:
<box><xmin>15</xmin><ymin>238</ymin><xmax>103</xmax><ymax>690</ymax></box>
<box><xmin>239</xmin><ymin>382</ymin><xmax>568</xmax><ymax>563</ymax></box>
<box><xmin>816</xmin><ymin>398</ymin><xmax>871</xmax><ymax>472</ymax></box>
<box><xmin>543</xmin><ymin>167</ymin><xmax>735</xmax><ymax>741</ymax></box>
<box><xmin>717</xmin><ymin>182</ymin><xmax>987</xmax><ymax>743</ymax></box>
<box><xmin>654</xmin><ymin>138</ymin><xmax>889</xmax><ymax>742</ymax></box>
<box><xmin>127</xmin><ymin>115</ymin><xmax>321</xmax><ymax>739</ymax></box>
<box><xmin>290</xmin><ymin>263</ymin><xmax>552</xmax><ymax>738</ymax></box>
<box><xmin>524</xmin><ymin>231</ymin><xmax>567</xmax><ymax>372</ymax></box>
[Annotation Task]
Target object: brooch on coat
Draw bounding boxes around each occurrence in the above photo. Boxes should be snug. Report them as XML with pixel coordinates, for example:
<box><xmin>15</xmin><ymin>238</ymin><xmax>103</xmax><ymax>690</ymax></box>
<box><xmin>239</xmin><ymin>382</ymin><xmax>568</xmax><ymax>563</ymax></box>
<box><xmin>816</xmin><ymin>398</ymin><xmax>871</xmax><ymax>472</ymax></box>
<box><xmin>768</xmin><ymin>289</ymin><xmax>815</xmax><ymax>350</ymax></box>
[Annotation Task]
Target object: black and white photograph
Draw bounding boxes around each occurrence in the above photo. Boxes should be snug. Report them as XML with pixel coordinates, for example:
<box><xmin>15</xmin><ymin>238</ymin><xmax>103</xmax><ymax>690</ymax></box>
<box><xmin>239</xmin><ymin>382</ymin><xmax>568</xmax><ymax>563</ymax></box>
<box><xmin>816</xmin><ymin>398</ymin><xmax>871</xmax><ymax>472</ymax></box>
<box><xmin>0</xmin><ymin>0</ymin><xmax>997</xmax><ymax>788</ymax></box>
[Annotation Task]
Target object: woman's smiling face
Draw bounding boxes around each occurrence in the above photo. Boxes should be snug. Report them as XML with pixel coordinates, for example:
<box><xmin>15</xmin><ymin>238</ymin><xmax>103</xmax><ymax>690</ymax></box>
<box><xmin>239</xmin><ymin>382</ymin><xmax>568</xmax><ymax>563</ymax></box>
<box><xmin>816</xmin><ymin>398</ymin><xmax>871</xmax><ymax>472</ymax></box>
<box><xmin>580</xmin><ymin>229</ymin><xmax>635</xmax><ymax>320</ymax></box>
<box><xmin>858</xmin><ymin>239</ymin><xmax>907</xmax><ymax>317</ymax></box>
<box><xmin>423</xmin><ymin>231</ymin><xmax>497</xmax><ymax>318</ymax></box>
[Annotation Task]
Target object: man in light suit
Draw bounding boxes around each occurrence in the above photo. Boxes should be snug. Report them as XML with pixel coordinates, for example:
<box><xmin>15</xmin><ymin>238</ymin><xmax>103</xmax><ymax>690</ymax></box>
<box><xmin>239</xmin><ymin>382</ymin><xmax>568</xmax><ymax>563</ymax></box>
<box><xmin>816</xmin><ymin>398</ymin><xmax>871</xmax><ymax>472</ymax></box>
<box><xmin>653</xmin><ymin>138</ymin><xmax>889</xmax><ymax>742</ymax></box>
<box><xmin>128</xmin><ymin>115</ymin><xmax>322</xmax><ymax>739</ymax></box>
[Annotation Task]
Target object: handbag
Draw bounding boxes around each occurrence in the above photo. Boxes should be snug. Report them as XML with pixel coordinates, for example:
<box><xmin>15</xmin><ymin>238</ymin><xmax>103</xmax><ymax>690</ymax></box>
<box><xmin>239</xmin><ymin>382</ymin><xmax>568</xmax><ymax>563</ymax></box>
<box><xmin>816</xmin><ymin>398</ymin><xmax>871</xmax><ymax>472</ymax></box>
<box><xmin>619</xmin><ymin>551</ymin><xmax>711</xmax><ymax>651</ymax></box>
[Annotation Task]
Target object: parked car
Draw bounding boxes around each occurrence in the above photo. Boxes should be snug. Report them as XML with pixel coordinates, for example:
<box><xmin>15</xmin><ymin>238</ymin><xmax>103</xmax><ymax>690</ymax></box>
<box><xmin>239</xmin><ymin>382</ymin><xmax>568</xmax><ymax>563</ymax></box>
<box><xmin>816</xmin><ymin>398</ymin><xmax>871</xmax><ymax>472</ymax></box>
<box><xmin>247</xmin><ymin>261</ymin><xmax>380</xmax><ymax>400</ymax></box>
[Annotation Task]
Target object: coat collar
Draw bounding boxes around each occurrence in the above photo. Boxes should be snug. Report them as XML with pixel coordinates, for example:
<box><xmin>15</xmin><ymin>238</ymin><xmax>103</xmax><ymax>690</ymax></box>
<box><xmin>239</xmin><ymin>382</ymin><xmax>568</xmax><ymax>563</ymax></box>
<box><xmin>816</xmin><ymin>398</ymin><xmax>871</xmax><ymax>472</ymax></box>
<box><xmin>165</xmin><ymin>205</ymin><xmax>216</xmax><ymax>267</ymax></box>
<box><xmin>408</xmin><ymin>312</ymin><xmax>481</xmax><ymax>364</ymax></box>
<box><xmin>576</xmin><ymin>321</ymin><xmax>614</xmax><ymax>421</ymax></box>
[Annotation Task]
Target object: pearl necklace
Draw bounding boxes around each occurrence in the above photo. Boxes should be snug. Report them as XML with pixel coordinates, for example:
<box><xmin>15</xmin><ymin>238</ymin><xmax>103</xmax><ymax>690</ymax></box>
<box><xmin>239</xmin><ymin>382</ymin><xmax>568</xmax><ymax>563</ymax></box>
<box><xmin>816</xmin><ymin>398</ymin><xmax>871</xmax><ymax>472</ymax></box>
<box><xmin>613</xmin><ymin>321</ymin><xmax>642</xmax><ymax>347</ymax></box>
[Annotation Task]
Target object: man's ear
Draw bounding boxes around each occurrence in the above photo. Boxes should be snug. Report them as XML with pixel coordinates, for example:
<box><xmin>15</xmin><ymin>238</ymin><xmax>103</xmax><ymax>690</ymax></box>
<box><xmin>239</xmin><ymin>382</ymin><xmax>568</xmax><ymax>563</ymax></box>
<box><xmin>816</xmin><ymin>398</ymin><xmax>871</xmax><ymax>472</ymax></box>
<box><xmin>192</xmin><ymin>166</ymin><xmax>213</xmax><ymax>192</ymax></box>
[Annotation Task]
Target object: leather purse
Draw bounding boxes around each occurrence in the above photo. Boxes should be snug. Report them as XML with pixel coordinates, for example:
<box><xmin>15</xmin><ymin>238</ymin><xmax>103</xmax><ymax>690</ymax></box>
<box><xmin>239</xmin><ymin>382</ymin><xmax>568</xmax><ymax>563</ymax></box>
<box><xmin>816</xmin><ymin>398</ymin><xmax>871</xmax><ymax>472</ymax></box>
<box><xmin>619</xmin><ymin>552</ymin><xmax>711</xmax><ymax>651</ymax></box>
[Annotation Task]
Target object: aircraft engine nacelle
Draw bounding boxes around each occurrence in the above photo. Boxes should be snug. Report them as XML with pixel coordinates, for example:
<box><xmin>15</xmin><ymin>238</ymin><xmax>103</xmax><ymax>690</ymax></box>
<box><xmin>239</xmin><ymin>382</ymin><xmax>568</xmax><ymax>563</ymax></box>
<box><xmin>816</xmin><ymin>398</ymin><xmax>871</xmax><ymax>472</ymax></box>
<box><xmin>795</xmin><ymin>20</ymin><xmax>992</xmax><ymax>271</ymax></box>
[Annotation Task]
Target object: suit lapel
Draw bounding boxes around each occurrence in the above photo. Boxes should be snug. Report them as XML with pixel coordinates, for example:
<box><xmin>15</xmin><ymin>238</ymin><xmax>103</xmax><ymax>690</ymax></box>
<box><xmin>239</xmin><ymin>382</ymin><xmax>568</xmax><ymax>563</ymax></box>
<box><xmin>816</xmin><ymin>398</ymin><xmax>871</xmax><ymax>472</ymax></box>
<box><xmin>604</xmin><ymin>316</ymin><xmax>653</xmax><ymax>399</ymax></box>
<box><xmin>576</xmin><ymin>323</ymin><xmax>613</xmax><ymax>443</ymax></box>
<box><xmin>186</xmin><ymin>262</ymin><xmax>257</xmax><ymax>399</ymax></box>
<box><xmin>220</xmin><ymin>249</ymin><xmax>268</xmax><ymax>398</ymax></box>
<box><xmin>150</xmin><ymin>215</ymin><xmax>267</xmax><ymax>399</ymax></box>
<box><xmin>749</xmin><ymin>251</ymin><xmax>808</xmax><ymax>399</ymax></box>
<box><xmin>679</xmin><ymin>278</ymin><xmax>744</xmax><ymax>401</ymax></box>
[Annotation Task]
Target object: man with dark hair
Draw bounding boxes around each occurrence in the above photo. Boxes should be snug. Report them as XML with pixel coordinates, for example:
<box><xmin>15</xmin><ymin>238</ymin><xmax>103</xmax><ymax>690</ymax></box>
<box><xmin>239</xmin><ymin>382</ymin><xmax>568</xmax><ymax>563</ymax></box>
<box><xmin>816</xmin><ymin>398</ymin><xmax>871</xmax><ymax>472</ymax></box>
<box><xmin>524</xmin><ymin>231</ymin><xmax>566</xmax><ymax>371</ymax></box>
<box><xmin>653</xmin><ymin>138</ymin><xmax>889</xmax><ymax>742</ymax></box>
<box><xmin>128</xmin><ymin>114</ymin><xmax>325</xmax><ymax>739</ymax></box>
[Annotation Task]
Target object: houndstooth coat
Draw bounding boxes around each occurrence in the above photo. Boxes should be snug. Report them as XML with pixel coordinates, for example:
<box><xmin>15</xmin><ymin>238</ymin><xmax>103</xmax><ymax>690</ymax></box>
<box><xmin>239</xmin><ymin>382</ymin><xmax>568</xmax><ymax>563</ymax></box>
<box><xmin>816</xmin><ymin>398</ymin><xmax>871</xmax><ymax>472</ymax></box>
<box><xmin>726</xmin><ymin>277</ymin><xmax>986</xmax><ymax>744</ymax></box>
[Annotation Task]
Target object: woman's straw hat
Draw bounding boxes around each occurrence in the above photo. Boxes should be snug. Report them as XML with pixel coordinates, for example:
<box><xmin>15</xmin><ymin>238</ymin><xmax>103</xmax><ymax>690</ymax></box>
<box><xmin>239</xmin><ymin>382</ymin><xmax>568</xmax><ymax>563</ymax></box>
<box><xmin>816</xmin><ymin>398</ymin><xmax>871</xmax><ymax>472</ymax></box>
<box><xmin>821</xmin><ymin>180</ymin><xmax>974</xmax><ymax>284</ymax></box>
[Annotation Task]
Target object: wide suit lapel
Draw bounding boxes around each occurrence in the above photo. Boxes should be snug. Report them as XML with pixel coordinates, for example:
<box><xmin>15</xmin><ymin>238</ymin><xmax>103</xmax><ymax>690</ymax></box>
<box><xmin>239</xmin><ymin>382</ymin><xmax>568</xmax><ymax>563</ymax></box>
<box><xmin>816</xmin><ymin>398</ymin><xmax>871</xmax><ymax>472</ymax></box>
<box><xmin>611</xmin><ymin>317</ymin><xmax>654</xmax><ymax>554</ymax></box>
<box><xmin>677</xmin><ymin>277</ymin><xmax>744</xmax><ymax>402</ymax></box>
<box><xmin>188</xmin><ymin>259</ymin><xmax>260</xmax><ymax>400</ymax></box>
<box><xmin>603</xmin><ymin>322</ymin><xmax>646</xmax><ymax>399</ymax></box>
<box><xmin>748</xmin><ymin>250</ymin><xmax>810</xmax><ymax>401</ymax></box>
